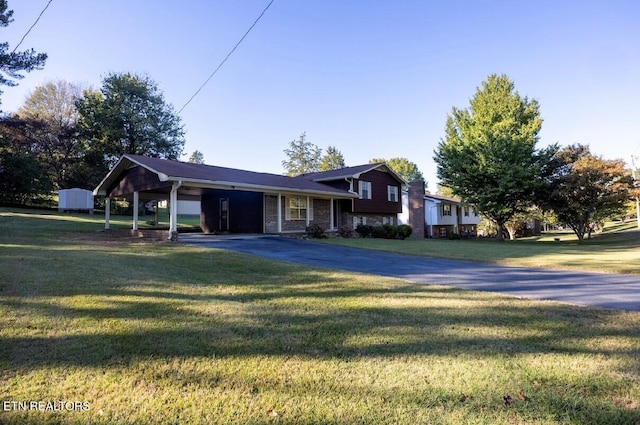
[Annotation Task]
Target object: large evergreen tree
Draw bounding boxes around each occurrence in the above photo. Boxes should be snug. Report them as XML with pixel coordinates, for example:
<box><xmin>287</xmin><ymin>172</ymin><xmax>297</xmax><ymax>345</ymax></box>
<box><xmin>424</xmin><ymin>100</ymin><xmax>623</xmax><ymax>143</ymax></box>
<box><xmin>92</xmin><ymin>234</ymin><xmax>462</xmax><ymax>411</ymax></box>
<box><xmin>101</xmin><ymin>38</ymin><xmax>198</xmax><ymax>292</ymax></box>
<box><xmin>318</xmin><ymin>145</ymin><xmax>346</xmax><ymax>171</ymax></box>
<box><xmin>0</xmin><ymin>0</ymin><xmax>47</xmax><ymax>108</ymax></box>
<box><xmin>76</xmin><ymin>72</ymin><xmax>185</xmax><ymax>169</ymax></box>
<box><xmin>282</xmin><ymin>132</ymin><xmax>321</xmax><ymax>176</ymax></box>
<box><xmin>434</xmin><ymin>74</ymin><xmax>550</xmax><ymax>241</ymax></box>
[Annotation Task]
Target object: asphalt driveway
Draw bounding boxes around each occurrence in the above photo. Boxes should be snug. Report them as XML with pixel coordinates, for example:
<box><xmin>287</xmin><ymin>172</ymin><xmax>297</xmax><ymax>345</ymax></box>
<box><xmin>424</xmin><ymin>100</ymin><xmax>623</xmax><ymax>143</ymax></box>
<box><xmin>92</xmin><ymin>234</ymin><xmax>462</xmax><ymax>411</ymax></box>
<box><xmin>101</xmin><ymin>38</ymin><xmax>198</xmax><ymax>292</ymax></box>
<box><xmin>179</xmin><ymin>234</ymin><xmax>640</xmax><ymax>311</ymax></box>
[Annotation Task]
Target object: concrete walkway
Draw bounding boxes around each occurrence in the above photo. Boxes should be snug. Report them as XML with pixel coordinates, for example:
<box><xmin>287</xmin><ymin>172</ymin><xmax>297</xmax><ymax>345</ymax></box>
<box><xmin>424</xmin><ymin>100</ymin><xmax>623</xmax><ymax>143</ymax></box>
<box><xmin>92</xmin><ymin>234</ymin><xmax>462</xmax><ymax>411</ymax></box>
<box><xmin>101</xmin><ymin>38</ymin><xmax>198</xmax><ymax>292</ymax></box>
<box><xmin>179</xmin><ymin>234</ymin><xmax>640</xmax><ymax>311</ymax></box>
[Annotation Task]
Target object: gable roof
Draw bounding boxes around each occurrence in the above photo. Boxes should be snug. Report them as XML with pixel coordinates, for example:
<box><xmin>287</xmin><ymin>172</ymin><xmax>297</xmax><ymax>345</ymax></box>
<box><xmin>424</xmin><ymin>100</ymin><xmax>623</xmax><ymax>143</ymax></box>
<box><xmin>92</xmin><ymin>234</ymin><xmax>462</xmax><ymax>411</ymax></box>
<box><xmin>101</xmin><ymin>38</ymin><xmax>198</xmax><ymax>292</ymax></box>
<box><xmin>94</xmin><ymin>155</ymin><xmax>358</xmax><ymax>198</ymax></box>
<box><xmin>424</xmin><ymin>193</ymin><xmax>463</xmax><ymax>204</ymax></box>
<box><xmin>298</xmin><ymin>163</ymin><xmax>407</xmax><ymax>184</ymax></box>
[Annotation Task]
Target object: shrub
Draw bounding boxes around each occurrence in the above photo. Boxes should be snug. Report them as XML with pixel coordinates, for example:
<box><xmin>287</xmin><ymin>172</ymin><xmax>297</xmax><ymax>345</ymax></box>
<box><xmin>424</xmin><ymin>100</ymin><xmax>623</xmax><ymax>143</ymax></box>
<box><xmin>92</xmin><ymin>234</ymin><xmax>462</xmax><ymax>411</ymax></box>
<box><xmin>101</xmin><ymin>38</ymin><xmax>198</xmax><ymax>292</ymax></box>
<box><xmin>447</xmin><ymin>232</ymin><xmax>461</xmax><ymax>240</ymax></box>
<box><xmin>382</xmin><ymin>224</ymin><xmax>398</xmax><ymax>239</ymax></box>
<box><xmin>306</xmin><ymin>224</ymin><xmax>326</xmax><ymax>239</ymax></box>
<box><xmin>355</xmin><ymin>224</ymin><xmax>374</xmax><ymax>238</ymax></box>
<box><xmin>338</xmin><ymin>225</ymin><xmax>355</xmax><ymax>238</ymax></box>
<box><xmin>397</xmin><ymin>224</ymin><xmax>412</xmax><ymax>239</ymax></box>
<box><xmin>371</xmin><ymin>225</ymin><xmax>388</xmax><ymax>239</ymax></box>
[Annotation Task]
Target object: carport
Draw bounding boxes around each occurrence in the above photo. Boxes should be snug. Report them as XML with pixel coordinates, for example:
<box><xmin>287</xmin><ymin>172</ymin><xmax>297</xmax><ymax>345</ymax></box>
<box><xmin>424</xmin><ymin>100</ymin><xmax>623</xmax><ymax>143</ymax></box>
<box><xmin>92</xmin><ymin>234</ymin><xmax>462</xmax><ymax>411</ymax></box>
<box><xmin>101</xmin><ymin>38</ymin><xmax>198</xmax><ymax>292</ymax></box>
<box><xmin>93</xmin><ymin>154</ymin><xmax>357</xmax><ymax>240</ymax></box>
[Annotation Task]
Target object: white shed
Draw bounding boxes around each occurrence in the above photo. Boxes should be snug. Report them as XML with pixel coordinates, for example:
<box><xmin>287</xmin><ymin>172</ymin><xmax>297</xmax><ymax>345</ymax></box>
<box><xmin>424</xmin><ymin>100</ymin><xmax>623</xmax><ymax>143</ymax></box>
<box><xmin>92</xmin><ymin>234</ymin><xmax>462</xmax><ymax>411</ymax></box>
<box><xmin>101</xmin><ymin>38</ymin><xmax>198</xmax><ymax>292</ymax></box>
<box><xmin>58</xmin><ymin>188</ymin><xmax>94</xmax><ymax>214</ymax></box>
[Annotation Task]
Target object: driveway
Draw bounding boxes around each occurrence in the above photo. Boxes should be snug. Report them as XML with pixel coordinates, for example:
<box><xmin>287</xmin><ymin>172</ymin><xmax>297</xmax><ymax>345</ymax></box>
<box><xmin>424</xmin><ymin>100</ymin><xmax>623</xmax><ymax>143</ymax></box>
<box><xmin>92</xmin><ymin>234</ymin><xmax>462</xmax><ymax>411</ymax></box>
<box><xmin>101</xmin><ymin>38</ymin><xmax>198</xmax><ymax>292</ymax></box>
<box><xmin>179</xmin><ymin>234</ymin><xmax>640</xmax><ymax>311</ymax></box>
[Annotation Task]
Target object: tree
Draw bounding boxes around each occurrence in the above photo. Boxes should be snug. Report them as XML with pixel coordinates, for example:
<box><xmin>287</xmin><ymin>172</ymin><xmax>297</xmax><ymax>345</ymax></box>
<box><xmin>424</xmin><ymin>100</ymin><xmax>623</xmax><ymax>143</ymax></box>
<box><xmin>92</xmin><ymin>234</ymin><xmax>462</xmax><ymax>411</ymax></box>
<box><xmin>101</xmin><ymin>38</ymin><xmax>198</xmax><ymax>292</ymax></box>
<box><xmin>541</xmin><ymin>144</ymin><xmax>633</xmax><ymax>243</ymax></box>
<box><xmin>0</xmin><ymin>1</ymin><xmax>47</xmax><ymax>108</ymax></box>
<box><xmin>282</xmin><ymin>132</ymin><xmax>321</xmax><ymax>176</ymax></box>
<box><xmin>434</xmin><ymin>74</ymin><xmax>549</xmax><ymax>241</ymax></box>
<box><xmin>370</xmin><ymin>157</ymin><xmax>424</xmax><ymax>183</ymax></box>
<box><xmin>0</xmin><ymin>115</ymin><xmax>52</xmax><ymax>204</ymax></box>
<box><xmin>76</xmin><ymin>72</ymin><xmax>185</xmax><ymax>169</ymax></box>
<box><xmin>17</xmin><ymin>80</ymin><xmax>84</xmax><ymax>189</ymax></box>
<box><xmin>318</xmin><ymin>145</ymin><xmax>345</xmax><ymax>171</ymax></box>
<box><xmin>187</xmin><ymin>150</ymin><xmax>205</xmax><ymax>164</ymax></box>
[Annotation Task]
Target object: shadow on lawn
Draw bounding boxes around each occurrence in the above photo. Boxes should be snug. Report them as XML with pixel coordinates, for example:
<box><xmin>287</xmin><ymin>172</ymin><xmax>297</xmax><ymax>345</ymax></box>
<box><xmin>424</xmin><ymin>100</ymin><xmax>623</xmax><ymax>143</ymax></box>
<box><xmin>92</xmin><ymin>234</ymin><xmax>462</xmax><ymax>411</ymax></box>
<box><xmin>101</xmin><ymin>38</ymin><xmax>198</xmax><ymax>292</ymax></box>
<box><xmin>2</xmin><ymin>242</ymin><xmax>639</xmax><ymax>370</ymax></box>
<box><xmin>2</xmin><ymin>239</ymin><xmax>640</xmax><ymax>424</ymax></box>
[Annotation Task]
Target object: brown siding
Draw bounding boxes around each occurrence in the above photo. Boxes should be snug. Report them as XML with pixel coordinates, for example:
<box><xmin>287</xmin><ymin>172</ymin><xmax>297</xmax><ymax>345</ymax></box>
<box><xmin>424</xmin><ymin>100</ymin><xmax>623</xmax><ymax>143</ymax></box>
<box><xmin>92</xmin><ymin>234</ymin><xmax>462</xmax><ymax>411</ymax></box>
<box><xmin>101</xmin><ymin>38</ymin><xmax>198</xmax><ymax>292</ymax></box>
<box><xmin>353</xmin><ymin>170</ymin><xmax>402</xmax><ymax>214</ymax></box>
<box><xmin>108</xmin><ymin>165</ymin><xmax>171</xmax><ymax>197</ymax></box>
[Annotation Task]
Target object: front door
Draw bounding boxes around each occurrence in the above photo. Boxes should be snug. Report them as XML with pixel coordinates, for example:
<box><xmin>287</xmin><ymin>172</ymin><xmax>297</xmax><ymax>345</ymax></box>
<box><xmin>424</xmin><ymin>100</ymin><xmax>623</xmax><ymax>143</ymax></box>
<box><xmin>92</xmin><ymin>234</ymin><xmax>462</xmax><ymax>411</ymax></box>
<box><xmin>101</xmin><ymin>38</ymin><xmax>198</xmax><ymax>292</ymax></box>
<box><xmin>219</xmin><ymin>198</ymin><xmax>229</xmax><ymax>232</ymax></box>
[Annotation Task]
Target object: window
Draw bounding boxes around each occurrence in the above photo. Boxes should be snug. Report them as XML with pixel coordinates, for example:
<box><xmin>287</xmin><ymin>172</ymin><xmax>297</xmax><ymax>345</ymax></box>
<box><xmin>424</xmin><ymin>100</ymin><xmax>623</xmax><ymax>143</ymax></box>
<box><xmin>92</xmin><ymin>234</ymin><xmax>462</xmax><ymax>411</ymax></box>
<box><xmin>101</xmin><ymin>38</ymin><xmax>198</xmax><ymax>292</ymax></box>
<box><xmin>358</xmin><ymin>181</ymin><xmax>372</xmax><ymax>199</ymax></box>
<box><xmin>439</xmin><ymin>227</ymin><xmax>447</xmax><ymax>237</ymax></box>
<box><xmin>286</xmin><ymin>197</ymin><xmax>312</xmax><ymax>220</ymax></box>
<box><xmin>353</xmin><ymin>216</ymin><xmax>367</xmax><ymax>228</ymax></box>
<box><xmin>442</xmin><ymin>204</ymin><xmax>452</xmax><ymax>216</ymax></box>
<box><xmin>383</xmin><ymin>216</ymin><xmax>394</xmax><ymax>225</ymax></box>
<box><xmin>387</xmin><ymin>185</ymin><xmax>398</xmax><ymax>202</ymax></box>
<box><xmin>464</xmin><ymin>206</ymin><xmax>469</xmax><ymax>217</ymax></box>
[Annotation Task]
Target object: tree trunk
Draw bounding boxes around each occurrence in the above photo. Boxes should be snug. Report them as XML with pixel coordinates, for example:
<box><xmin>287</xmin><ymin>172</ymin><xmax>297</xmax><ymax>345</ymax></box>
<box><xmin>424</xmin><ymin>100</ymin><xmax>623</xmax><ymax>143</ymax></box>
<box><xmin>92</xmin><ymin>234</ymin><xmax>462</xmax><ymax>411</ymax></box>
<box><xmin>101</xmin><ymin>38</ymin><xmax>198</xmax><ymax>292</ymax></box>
<box><xmin>495</xmin><ymin>222</ymin><xmax>504</xmax><ymax>241</ymax></box>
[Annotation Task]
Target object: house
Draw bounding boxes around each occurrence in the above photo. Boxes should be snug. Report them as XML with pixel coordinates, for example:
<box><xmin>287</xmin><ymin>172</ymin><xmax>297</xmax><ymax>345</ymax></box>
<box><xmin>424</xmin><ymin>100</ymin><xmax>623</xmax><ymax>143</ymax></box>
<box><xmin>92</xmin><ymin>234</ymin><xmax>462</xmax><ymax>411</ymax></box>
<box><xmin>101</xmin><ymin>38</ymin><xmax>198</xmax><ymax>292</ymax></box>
<box><xmin>93</xmin><ymin>155</ymin><xmax>405</xmax><ymax>240</ymax></box>
<box><xmin>399</xmin><ymin>181</ymin><xmax>481</xmax><ymax>238</ymax></box>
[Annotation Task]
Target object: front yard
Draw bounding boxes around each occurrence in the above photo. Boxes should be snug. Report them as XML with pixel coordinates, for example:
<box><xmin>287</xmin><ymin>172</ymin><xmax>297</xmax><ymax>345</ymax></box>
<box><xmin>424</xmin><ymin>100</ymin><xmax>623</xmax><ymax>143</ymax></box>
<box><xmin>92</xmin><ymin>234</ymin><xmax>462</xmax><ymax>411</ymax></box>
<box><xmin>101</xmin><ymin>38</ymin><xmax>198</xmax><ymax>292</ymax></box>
<box><xmin>1</xmin><ymin>209</ymin><xmax>638</xmax><ymax>424</ymax></box>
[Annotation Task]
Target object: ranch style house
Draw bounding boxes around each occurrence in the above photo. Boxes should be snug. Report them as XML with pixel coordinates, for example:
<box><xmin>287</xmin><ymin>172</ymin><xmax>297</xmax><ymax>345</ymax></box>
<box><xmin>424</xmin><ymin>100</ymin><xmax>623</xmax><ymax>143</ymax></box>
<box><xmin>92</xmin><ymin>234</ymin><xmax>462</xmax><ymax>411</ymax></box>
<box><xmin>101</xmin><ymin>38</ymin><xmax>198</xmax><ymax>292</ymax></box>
<box><xmin>93</xmin><ymin>154</ymin><xmax>406</xmax><ymax>240</ymax></box>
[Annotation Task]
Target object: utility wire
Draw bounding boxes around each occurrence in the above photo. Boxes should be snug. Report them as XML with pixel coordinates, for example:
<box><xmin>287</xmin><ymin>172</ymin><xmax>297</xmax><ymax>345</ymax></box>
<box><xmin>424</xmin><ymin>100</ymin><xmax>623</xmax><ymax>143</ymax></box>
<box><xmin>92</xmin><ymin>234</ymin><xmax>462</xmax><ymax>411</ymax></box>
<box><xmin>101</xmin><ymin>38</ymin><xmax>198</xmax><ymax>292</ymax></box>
<box><xmin>12</xmin><ymin>0</ymin><xmax>54</xmax><ymax>53</ymax></box>
<box><xmin>178</xmin><ymin>0</ymin><xmax>275</xmax><ymax>114</ymax></box>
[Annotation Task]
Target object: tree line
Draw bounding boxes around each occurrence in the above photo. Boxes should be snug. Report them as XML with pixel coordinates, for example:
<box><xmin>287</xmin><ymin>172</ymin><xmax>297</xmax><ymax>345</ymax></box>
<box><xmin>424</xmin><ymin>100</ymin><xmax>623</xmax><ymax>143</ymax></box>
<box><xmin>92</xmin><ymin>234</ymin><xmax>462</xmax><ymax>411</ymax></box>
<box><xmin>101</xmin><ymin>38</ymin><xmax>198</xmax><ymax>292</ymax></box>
<box><xmin>281</xmin><ymin>131</ymin><xmax>424</xmax><ymax>183</ymax></box>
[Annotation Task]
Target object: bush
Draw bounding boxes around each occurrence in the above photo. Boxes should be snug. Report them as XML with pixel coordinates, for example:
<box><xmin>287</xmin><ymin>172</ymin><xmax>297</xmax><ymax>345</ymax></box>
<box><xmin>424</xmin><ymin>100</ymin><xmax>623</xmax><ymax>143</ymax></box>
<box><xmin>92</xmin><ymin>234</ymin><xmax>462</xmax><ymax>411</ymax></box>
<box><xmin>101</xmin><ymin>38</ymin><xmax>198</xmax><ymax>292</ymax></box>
<box><xmin>447</xmin><ymin>232</ymin><xmax>461</xmax><ymax>240</ymax></box>
<box><xmin>371</xmin><ymin>225</ymin><xmax>388</xmax><ymax>239</ymax></box>
<box><xmin>338</xmin><ymin>225</ymin><xmax>355</xmax><ymax>238</ymax></box>
<box><xmin>397</xmin><ymin>224</ymin><xmax>412</xmax><ymax>239</ymax></box>
<box><xmin>355</xmin><ymin>224</ymin><xmax>374</xmax><ymax>238</ymax></box>
<box><xmin>306</xmin><ymin>224</ymin><xmax>327</xmax><ymax>239</ymax></box>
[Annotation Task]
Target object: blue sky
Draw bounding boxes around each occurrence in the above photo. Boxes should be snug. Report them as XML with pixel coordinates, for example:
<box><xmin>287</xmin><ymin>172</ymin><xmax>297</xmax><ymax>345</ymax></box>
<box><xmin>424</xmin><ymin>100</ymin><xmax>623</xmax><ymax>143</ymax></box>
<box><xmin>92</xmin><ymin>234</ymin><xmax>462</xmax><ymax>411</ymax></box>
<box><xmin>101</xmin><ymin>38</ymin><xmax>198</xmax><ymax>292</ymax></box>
<box><xmin>3</xmin><ymin>0</ymin><xmax>640</xmax><ymax>189</ymax></box>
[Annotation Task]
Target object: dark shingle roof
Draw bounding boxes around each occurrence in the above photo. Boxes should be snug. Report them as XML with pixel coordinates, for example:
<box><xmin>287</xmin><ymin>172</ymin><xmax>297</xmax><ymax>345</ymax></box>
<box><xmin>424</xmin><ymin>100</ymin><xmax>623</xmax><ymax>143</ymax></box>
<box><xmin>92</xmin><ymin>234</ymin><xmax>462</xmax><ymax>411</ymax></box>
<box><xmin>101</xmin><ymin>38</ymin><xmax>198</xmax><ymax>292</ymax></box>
<box><xmin>94</xmin><ymin>155</ymin><xmax>358</xmax><ymax>198</ymax></box>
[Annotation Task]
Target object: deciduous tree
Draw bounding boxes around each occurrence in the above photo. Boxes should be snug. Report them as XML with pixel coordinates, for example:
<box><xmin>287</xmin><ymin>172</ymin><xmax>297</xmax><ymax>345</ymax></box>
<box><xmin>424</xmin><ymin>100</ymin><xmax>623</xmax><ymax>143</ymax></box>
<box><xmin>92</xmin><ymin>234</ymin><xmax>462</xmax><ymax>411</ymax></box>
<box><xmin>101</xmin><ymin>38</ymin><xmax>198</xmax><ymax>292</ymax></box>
<box><xmin>541</xmin><ymin>144</ymin><xmax>633</xmax><ymax>243</ymax></box>
<box><xmin>17</xmin><ymin>80</ymin><xmax>84</xmax><ymax>188</ymax></box>
<box><xmin>0</xmin><ymin>0</ymin><xmax>47</xmax><ymax>108</ymax></box>
<box><xmin>434</xmin><ymin>74</ymin><xmax>551</xmax><ymax>241</ymax></box>
<box><xmin>370</xmin><ymin>157</ymin><xmax>424</xmax><ymax>183</ymax></box>
<box><xmin>76</xmin><ymin>72</ymin><xmax>185</xmax><ymax>169</ymax></box>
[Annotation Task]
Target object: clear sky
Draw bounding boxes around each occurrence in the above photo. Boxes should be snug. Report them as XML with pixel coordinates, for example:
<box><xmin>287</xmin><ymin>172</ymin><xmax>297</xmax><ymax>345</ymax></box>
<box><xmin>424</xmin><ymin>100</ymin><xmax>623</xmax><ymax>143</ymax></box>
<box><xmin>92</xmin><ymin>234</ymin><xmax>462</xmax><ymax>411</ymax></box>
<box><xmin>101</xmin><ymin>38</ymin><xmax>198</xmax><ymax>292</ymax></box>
<box><xmin>3</xmin><ymin>0</ymin><xmax>640</xmax><ymax>189</ymax></box>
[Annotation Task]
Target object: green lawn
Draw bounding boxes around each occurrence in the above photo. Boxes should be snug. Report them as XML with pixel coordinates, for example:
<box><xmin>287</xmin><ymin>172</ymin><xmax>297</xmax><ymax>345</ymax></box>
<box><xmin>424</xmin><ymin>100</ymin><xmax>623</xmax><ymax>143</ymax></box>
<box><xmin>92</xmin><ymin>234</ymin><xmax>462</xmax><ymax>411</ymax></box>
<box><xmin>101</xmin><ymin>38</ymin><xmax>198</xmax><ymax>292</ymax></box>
<box><xmin>1</xmin><ymin>209</ymin><xmax>639</xmax><ymax>424</ymax></box>
<box><xmin>322</xmin><ymin>225</ymin><xmax>640</xmax><ymax>275</ymax></box>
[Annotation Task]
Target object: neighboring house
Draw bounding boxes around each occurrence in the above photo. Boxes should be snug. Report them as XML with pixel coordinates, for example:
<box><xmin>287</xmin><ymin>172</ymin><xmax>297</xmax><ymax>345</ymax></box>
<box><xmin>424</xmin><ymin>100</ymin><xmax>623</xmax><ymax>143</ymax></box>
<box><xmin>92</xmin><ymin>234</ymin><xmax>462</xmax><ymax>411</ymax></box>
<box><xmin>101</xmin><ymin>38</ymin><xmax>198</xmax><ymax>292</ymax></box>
<box><xmin>399</xmin><ymin>181</ymin><xmax>481</xmax><ymax>238</ymax></box>
<box><xmin>93</xmin><ymin>155</ymin><xmax>405</xmax><ymax>239</ymax></box>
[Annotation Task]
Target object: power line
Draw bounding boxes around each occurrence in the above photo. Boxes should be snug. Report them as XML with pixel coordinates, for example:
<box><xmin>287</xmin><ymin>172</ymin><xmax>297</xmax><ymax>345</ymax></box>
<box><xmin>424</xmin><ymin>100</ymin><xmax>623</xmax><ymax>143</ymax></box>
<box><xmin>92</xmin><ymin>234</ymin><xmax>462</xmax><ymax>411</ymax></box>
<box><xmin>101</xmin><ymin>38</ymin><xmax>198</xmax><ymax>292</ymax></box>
<box><xmin>12</xmin><ymin>0</ymin><xmax>54</xmax><ymax>53</ymax></box>
<box><xmin>178</xmin><ymin>0</ymin><xmax>275</xmax><ymax>114</ymax></box>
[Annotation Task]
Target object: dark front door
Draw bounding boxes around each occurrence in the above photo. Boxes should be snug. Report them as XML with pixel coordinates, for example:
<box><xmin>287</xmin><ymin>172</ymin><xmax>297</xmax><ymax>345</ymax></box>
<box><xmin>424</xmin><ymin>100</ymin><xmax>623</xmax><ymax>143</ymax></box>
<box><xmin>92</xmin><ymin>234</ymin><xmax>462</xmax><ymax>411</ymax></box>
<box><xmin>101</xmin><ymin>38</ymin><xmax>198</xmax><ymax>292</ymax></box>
<box><xmin>219</xmin><ymin>198</ymin><xmax>229</xmax><ymax>232</ymax></box>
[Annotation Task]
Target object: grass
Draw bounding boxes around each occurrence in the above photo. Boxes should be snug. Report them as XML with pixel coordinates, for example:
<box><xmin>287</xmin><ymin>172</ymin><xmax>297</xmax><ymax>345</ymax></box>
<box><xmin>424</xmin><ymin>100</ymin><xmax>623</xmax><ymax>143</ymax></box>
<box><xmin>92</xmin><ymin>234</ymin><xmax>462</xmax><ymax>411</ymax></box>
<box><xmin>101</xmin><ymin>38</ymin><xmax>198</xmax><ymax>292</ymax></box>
<box><xmin>322</xmin><ymin>224</ymin><xmax>640</xmax><ymax>274</ymax></box>
<box><xmin>1</xmin><ymin>209</ymin><xmax>639</xmax><ymax>424</ymax></box>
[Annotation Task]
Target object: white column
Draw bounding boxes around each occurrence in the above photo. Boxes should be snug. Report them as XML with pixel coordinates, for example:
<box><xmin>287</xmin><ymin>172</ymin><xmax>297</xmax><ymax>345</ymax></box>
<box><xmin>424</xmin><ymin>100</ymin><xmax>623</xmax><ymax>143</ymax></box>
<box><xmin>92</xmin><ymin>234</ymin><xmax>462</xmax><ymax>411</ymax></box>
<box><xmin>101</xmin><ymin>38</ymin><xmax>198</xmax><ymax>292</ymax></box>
<box><xmin>104</xmin><ymin>198</ymin><xmax>111</xmax><ymax>230</ymax></box>
<box><xmin>132</xmin><ymin>191</ymin><xmax>139</xmax><ymax>230</ymax></box>
<box><xmin>329</xmin><ymin>198</ymin><xmax>334</xmax><ymax>231</ymax></box>
<box><xmin>306</xmin><ymin>196</ymin><xmax>310</xmax><ymax>227</ymax></box>
<box><xmin>168</xmin><ymin>183</ymin><xmax>179</xmax><ymax>240</ymax></box>
<box><xmin>277</xmin><ymin>193</ymin><xmax>282</xmax><ymax>233</ymax></box>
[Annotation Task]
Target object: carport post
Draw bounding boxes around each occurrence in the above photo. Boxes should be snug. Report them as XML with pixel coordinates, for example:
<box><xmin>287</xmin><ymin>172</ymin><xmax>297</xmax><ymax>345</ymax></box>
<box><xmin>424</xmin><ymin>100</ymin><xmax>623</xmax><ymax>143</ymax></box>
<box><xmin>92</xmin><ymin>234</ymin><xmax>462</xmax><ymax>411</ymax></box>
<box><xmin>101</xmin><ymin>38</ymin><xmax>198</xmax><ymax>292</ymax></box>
<box><xmin>306</xmin><ymin>196</ymin><xmax>310</xmax><ymax>228</ymax></box>
<box><xmin>104</xmin><ymin>198</ymin><xmax>111</xmax><ymax>230</ymax></box>
<box><xmin>329</xmin><ymin>197</ymin><xmax>334</xmax><ymax>231</ymax></box>
<box><xmin>168</xmin><ymin>181</ymin><xmax>182</xmax><ymax>240</ymax></box>
<box><xmin>132</xmin><ymin>191</ymin><xmax>139</xmax><ymax>231</ymax></box>
<box><xmin>277</xmin><ymin>194</ymin><xmax>282</xmax><ymax>233</ymax></box>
